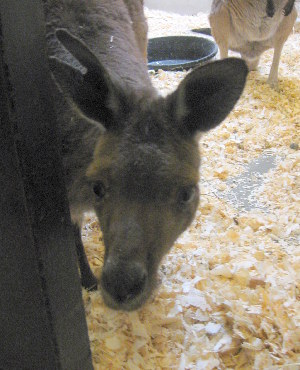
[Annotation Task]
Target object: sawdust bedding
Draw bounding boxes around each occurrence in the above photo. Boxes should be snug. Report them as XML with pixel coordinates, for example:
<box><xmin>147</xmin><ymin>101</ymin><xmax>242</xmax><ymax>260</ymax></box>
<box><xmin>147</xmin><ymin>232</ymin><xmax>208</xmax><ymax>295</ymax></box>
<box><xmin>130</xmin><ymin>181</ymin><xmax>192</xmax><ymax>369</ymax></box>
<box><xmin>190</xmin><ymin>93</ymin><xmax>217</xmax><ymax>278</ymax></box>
<box><xmin>82</xmin><ymin>9</ymin><xmax>300</xmax><ymax>370</ymax></box>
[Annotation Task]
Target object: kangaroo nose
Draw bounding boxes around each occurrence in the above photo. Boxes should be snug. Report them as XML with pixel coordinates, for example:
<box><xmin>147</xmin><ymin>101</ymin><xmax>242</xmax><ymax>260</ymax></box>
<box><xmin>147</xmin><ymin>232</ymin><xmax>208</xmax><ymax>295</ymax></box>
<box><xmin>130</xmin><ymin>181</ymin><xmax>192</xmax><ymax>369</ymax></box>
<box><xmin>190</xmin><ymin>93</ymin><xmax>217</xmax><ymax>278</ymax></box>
<box><xmin>101</xmin><ymin>260</ymin><xmax>147</xmax><ymax>303</ymax></box>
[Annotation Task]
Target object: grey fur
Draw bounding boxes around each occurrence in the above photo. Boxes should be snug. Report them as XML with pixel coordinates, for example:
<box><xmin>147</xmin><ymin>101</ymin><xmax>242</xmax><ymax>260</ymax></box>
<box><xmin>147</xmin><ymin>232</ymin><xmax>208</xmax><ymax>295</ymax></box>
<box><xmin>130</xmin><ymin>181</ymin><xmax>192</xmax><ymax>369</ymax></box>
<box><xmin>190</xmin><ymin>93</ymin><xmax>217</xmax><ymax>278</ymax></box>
<box><xmin>45</xmin><ymin>0</ymin><xmax>248</xmax><ymax>310</ymax></box>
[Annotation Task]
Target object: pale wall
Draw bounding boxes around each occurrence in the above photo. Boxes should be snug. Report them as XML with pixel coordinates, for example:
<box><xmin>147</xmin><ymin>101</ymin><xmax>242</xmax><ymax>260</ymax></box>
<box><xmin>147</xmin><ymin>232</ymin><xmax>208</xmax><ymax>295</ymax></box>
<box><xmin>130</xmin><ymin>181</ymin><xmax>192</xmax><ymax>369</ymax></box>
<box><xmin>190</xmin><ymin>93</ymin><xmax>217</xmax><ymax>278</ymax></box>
<box><xmin>144</xmin><ymin>0</ymin><xmax>213</xmax><ymax>15</ymax></box>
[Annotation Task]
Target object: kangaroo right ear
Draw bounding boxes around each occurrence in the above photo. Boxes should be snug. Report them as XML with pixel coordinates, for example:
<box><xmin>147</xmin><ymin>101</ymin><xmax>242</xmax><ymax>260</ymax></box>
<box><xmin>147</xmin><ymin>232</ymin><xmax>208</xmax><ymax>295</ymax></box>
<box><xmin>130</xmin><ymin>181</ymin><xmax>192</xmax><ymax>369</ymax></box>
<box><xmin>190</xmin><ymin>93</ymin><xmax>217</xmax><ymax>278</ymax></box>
<box><xmin>49</xmin><ymin>29</ymin><xmax>129</xmax><ymax>130</ymax></box>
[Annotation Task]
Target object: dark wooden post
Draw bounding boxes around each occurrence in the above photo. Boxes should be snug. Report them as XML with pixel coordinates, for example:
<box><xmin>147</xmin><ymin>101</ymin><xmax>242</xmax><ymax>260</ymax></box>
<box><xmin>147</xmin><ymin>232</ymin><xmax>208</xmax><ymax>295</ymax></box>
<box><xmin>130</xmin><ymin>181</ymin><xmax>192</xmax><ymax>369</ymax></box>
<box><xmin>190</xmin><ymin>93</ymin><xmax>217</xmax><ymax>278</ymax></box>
<box><xmin>0</xmin><ymin>1</ymin><xmax>93</xmax><ymax>369</ymax></box>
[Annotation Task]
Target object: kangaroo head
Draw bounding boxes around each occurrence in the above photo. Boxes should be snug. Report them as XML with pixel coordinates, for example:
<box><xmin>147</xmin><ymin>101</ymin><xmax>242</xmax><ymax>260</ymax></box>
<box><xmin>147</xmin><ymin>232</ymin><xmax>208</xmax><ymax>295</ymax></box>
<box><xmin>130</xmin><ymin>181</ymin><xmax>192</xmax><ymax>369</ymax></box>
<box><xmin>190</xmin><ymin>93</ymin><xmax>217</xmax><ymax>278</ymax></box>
<box><xmin>50</xmin><ymin>29</ymin><xmax>248</xmax><ymax>311</ymax></box>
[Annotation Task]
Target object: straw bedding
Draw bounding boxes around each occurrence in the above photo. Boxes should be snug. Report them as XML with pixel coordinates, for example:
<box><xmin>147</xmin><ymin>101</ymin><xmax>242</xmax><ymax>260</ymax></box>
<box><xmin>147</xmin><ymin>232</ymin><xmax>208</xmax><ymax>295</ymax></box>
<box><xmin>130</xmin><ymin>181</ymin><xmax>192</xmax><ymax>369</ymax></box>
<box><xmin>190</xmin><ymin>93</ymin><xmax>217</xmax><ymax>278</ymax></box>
<box><xmin>82</xmin><ymin>9</ymin><xmax>300</xmax><ymax>370</ymax></box>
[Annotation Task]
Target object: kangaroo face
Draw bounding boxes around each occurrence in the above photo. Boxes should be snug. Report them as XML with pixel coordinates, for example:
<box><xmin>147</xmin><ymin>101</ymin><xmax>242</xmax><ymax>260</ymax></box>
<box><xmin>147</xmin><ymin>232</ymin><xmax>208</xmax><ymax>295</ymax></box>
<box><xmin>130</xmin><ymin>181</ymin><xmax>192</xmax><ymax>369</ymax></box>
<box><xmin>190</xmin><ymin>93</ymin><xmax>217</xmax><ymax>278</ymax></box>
<box><xmin>86</xmin><ymin>106</ymin><xmax>200</xmax><ymax>309</ymax></box>
<box><xmin>50</xmin><ymin>30</ymin><xmax>248</xmax><ymax>310</ymax></box>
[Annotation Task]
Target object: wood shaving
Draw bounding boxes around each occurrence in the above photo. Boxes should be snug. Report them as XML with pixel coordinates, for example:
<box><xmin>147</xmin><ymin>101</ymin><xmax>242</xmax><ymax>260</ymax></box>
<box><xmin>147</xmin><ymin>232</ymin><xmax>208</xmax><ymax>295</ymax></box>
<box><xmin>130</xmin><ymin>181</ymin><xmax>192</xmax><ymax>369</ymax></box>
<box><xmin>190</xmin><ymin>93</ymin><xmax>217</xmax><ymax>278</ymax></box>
<box><xmin>82</xmin><ymin>9</ymin><xmax>300</xmax><ymax>370</ymax></box>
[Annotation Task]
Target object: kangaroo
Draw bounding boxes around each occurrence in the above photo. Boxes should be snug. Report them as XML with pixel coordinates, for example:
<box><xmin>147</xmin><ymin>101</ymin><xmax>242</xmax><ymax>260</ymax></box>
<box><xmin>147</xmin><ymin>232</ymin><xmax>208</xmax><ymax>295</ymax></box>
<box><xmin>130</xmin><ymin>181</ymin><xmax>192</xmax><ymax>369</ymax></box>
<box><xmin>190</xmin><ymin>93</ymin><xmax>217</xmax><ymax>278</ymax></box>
<box><xmin>267</xmin><ymin>0</ymin><xmax>296</xmax><ymax>17</ymax></box>
<box><xmin>209</xmin><ymin>0</ymin><xmax>297</xmax><ymax>87</ymax></box>
<box><xmin>44</xmin><ymin>0</ymin><xmax>248</xmax><ymax>311</ymax></box>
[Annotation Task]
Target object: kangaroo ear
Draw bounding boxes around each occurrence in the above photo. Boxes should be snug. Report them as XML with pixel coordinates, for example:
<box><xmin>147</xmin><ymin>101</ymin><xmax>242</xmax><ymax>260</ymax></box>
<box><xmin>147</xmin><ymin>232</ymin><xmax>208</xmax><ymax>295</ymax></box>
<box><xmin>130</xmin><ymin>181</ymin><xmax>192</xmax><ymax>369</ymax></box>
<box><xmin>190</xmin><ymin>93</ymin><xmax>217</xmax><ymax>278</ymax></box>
<box><xmin>167</xmin><ymin>58</ymin><xmax>248</xmax><ymax>136</ymax></box>
<box><xmin>49</xmin><ymin>29</ymin><xmax>128</xmax><ymax>130</ymax></box>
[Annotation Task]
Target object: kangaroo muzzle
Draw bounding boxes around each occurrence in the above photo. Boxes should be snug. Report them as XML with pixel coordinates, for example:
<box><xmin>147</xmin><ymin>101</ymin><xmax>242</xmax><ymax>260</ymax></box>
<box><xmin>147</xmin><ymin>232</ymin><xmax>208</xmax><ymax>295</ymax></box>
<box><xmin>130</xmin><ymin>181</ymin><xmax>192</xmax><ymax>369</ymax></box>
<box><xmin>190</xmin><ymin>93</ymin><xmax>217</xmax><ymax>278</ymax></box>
<box><xmin>101</xmin><ymin>259</ymin><xmax>148</xmax><ymax>305</ymax></box>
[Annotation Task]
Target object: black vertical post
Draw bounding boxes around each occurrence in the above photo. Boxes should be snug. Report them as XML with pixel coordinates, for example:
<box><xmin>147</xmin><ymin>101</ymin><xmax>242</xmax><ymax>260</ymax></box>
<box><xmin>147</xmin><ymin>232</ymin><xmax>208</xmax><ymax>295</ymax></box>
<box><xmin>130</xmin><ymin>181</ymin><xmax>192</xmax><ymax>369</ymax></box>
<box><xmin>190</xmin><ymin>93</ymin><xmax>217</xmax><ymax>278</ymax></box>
<box><xmin>0</xmin><ymin>1</ymin><xmax>93</xmax><ymax>369</ymax></box>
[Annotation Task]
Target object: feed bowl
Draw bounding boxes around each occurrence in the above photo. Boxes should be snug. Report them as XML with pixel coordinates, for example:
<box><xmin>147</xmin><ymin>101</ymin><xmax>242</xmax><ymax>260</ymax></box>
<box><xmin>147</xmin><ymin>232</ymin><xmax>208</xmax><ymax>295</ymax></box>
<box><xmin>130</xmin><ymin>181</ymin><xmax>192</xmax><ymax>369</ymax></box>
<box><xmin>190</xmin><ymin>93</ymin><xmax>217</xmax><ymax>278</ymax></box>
<box><xmin>147</xmin><ymin>36</ymin><xmax>218</xmax><ymax>71</ymax></box>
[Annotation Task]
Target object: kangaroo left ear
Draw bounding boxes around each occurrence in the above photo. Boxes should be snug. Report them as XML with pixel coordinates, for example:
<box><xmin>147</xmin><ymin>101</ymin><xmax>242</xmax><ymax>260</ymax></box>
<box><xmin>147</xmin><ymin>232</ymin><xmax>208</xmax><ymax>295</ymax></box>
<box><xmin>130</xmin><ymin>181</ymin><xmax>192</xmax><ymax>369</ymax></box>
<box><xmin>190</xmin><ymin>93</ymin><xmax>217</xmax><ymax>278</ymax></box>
<box><xmin>166</xmin><ymin>58</ymin><xmax>248</xmax><ymax>136</ymax></box>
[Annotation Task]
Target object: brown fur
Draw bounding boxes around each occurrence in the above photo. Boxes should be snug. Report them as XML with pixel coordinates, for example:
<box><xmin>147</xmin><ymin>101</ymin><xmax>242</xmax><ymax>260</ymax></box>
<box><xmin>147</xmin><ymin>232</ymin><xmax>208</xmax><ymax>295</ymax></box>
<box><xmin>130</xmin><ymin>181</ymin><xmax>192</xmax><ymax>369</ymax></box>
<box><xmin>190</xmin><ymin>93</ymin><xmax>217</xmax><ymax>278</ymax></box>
<box><xmin>209</xmin><ymin>0</ymin><xmax>297</xmax><ymax>87</ymax></box>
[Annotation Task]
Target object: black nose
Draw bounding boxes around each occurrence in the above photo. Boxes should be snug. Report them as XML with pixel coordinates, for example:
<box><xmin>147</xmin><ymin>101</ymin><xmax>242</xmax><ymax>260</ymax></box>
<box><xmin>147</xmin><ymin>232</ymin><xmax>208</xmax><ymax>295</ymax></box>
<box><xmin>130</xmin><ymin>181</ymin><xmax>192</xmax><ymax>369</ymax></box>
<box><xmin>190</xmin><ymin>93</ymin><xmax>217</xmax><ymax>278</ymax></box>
<box><xmin>101</xmin><ymin>260</ymin><xmax>147</xmax><ymax>303</ymax></box>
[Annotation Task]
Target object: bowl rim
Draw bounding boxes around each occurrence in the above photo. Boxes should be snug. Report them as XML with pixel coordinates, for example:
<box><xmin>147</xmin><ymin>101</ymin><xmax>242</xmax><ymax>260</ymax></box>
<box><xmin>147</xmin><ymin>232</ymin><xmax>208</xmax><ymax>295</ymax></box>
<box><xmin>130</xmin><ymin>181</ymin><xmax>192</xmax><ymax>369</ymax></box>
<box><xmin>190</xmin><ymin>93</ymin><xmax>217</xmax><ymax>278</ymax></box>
<box><xmin>147</xmin><ymin>35</ymin><xmax>218</xmax><ymax>71</ymax></box>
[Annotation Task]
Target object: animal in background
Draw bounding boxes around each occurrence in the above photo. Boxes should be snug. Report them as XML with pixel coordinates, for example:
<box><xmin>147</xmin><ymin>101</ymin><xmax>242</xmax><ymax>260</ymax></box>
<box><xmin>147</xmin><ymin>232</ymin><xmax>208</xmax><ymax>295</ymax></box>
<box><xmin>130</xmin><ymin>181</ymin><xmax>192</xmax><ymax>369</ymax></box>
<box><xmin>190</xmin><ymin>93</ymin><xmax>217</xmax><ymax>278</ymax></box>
<box><xmin>209</xmin><ymin>0</ymin><xmax>297</xmax><ymax>87</ymax></box>
<box><xmin>44</xmin><ymin>0</ymin><xmax>248</xmax><ymax>311</ymax></box>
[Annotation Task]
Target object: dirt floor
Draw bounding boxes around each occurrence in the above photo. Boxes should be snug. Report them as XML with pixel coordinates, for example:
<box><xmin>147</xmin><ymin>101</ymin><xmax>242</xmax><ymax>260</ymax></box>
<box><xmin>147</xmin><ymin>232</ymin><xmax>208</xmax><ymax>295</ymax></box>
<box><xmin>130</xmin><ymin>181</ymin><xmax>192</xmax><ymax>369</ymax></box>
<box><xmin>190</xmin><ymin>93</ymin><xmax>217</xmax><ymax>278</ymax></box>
<box><xmin>82</xmin><ymin>9</ymin><xmax>300</xmax><ymax>370</ymax></box>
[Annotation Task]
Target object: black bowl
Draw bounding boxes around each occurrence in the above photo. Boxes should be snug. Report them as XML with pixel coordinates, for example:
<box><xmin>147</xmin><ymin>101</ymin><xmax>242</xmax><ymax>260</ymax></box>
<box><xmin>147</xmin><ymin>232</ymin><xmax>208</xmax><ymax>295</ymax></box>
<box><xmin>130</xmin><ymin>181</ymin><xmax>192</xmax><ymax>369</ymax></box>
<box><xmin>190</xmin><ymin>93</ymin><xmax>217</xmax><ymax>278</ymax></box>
<box><xmin>147</xmin><ymin>36</ymin><xmax>218</xmax><ymax>71</ymax></box>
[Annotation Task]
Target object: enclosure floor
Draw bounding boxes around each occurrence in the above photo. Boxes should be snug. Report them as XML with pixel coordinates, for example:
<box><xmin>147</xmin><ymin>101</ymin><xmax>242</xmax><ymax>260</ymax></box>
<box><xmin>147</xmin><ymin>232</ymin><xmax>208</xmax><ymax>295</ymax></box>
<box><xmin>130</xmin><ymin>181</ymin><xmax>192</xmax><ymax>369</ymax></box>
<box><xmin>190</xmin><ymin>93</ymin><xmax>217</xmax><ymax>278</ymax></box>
<box><xmin>82</xmin><ymin>9</ymin><xmax>300</xmax><ymax>370</ymax></box>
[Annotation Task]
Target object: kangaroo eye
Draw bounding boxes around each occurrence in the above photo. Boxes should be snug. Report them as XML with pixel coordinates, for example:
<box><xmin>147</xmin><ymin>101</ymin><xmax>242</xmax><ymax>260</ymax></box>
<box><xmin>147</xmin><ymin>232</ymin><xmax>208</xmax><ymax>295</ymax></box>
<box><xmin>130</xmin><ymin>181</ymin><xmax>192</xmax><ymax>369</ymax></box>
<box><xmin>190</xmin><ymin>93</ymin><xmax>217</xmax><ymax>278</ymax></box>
<box><xmin>178</xmin><ymin>186</ymin><xmax>197</xmax><ymax>204</ymax></box>
<box><xmin>93</xmin><ymin>182</ymin><xmax>106</xmax><ymax>198</ymax></box>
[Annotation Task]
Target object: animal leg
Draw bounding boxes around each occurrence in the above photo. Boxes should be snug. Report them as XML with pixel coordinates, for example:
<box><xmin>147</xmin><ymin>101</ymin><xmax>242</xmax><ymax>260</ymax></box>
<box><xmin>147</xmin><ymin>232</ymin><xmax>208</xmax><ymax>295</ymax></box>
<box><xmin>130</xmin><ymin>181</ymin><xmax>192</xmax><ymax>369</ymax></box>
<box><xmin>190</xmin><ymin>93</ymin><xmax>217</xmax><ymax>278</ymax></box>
<box><xmin>268</xmin><ymin>44</ymin><xmax>284</xmax><ymax>87</ymax></box>
<box><xmin>268</xmin><ymin>8</ymin><xmax>297</xmax><ymax>87</ymax></box>
<box><xmin>209</xmin><ymin>4</ymin><xmax>230</xmax><ymax>59</ymax></box>
<box><xmin>219</xmin><ymin>44</ymin><xmax>229</xmax><ymax>59</ymax></box>
<box><xmin>74</xmin><ymin>223</ymin><xmax>98</xmax><ymax>291</ymax></box>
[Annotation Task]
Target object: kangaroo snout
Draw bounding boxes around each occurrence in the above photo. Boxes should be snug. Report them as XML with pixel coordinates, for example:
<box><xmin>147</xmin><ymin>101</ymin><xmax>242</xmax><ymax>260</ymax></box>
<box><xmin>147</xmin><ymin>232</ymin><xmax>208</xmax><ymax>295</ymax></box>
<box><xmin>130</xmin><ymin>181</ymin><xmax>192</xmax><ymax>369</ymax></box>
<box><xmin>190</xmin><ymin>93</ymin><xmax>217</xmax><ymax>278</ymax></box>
<box><xmin>101</xmin><ymin>259</ymin><xmax>148</xmax><ymax>309</ymax></box>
